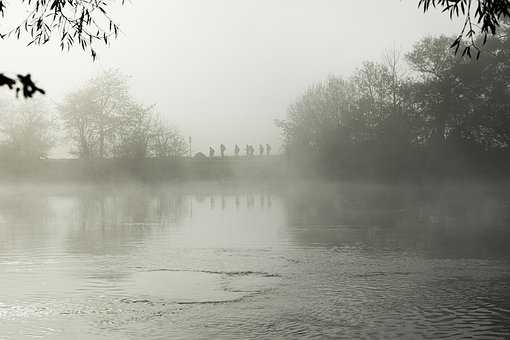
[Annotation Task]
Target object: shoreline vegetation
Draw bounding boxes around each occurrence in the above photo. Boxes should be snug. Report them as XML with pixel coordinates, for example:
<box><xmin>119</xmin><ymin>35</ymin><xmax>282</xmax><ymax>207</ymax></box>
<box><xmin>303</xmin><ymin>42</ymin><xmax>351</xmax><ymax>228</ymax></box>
<box><xmin>0</xmin><ymin>156</ymin><xmax>287</xmax><ymax>182</ymax></box>
<box><xmin>1</xmin><ymin>153</ymin><xmax>509</xmax><ymax>183</ymax></box>
<box><xmin>2</xmin><ymin>34</ymin><xmax>510</xmax><ymax>183</ymax></box>
<box><xmin>276</xmin><ymin>33</ymin><xmax>510</xmax><ymax>181</ymax></box>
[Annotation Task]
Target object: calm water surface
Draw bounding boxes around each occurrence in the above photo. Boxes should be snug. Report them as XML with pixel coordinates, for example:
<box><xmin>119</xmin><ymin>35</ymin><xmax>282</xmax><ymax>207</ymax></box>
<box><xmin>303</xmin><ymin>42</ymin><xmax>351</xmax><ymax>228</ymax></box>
<box><xmin>0</xmin><ymin>180</ymin><xmax>509</xmax><ymax>339</ymax></box>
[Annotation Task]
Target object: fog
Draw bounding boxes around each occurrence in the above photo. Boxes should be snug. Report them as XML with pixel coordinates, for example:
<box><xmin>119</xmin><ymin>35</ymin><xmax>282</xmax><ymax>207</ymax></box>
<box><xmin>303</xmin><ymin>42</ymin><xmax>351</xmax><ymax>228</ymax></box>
<box><xmin>2</xmin><ymin>1</ymin><xmax>510</xmax><ymax>339</ymax></box>
<box><xmin>1</xmin><ymin>0</ymin><xmax>458</xmax><ymax>156</ymax></box>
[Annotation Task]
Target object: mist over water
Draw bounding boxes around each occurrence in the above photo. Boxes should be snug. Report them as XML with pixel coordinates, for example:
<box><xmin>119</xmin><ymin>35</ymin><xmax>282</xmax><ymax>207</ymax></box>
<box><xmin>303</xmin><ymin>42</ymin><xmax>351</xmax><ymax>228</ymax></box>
<box><xmin>0</xmin><ymin>180</ymin><xmax>509</xmax><ymax>339</ymax></box>
<box><xmin>2</xmin><ymin>2</ymin><xmax>510</xmax><ymax>337</ymax></box>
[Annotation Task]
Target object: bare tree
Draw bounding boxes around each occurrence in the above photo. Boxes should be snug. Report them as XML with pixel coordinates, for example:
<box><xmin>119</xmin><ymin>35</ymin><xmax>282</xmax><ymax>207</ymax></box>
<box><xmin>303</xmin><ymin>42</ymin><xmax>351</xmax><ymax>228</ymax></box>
<box><xmin>0</xmin><ymin>98</ymin><xmax>56</xmax><ymax>159</ymax></box>
<box><xmin>58</xmin><ymin>88</ymin><xmax>97</xmax><ymax>158</ymax></box>
<box><xmin>150</xmin><ymin>120</ymin><xmax>187</xmax><ymax>158</ymax></box>
<box><xmin>115</xmin><ymin>103</ymin><xmax>154</xmax><ymax>159</ymax></box>
<box><xmin>59</xmin><ymin>70</ymin><xmax>130</xmax><ymax>159</ymax></box>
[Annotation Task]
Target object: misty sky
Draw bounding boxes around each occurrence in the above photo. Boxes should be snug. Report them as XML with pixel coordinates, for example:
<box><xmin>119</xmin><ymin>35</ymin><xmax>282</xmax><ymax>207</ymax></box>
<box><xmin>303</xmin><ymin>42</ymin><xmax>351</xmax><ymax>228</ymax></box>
<box><xmin>1</xmin><ymin>0</ymin><xmax>459</xmax><ymax>156</ymax></box>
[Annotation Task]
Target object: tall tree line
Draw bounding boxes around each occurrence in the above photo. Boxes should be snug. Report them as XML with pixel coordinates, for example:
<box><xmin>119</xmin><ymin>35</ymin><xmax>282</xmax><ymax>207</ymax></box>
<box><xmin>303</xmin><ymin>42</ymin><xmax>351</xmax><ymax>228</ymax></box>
<box><xmin>278</xmin><ymin>29</ymin><xmax>510</xmax><ymax>177</ymax></box>
<box><xmin>0</xmin><ymin>70</ymin><xmax>187</xmax><ymax>161</ymax></box>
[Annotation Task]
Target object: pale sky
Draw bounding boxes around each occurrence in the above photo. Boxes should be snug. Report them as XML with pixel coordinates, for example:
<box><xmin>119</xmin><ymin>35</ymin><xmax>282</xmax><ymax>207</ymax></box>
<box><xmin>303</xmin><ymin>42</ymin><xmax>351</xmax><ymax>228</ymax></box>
<box><xmin>1</xmin><ymin>0</ymin><xmax>459</xmax><ymax>156</ymax></box>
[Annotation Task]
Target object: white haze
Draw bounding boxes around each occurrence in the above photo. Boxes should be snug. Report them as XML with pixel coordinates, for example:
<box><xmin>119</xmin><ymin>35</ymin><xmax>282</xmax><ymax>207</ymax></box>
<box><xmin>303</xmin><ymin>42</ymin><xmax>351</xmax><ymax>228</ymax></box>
<box><xmin>0</xmin><ymin>0</ymin><xmax>459</xmax><ymax>157</ymax></box>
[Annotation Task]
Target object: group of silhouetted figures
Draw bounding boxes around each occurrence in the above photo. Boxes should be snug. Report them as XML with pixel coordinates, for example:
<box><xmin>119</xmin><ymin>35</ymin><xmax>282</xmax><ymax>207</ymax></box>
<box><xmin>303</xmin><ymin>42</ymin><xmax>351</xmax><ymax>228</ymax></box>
<box><xmin>209</xmin><ymin>144</ymin><xmax>271</xmax><ymax>158</ymax></box>
<box><xmin>208</xmin><ymin>194</ymin><xmax>272</xmax><ymax>210</ymax></box>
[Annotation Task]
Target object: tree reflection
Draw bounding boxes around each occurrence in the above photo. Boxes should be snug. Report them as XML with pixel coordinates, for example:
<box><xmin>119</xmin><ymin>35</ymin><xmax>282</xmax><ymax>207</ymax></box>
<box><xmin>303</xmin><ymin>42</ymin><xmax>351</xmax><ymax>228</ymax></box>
<box><xmin>285</xmin><ymin>181</ymin><xmax>510</xmax><ymax>258</ymax></box>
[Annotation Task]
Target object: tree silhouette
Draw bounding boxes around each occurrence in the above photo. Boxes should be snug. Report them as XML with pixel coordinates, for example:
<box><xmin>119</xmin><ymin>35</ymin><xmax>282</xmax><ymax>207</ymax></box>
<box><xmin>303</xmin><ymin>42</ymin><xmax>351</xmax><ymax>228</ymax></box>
<box><xmin>0</xmin><ymin>73</ymin><xmax>45</xmax><ymax>98</ymax></box>
<box><xmin>419</xmin><ymin>0</ymin><xmax>510</xmax><ymax>57</ymax></box>
<box><xmin>0</xmin><ymin>0</ymin><xmax>125</xmax><ymax>97</ymax></box>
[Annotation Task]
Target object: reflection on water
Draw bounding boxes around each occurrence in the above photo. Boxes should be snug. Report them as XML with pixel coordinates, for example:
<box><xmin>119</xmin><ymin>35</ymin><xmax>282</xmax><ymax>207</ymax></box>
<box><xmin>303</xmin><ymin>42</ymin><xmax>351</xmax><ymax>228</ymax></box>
<box><xmin>0</xmin><ymin>181</ymin><xmax>509</xmax><ymax>339</ymax></box>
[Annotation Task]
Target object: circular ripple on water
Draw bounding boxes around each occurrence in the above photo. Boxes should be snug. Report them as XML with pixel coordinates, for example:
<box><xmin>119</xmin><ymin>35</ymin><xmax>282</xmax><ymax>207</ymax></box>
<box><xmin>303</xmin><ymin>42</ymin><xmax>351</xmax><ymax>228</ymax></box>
<box><xmin>120</xmin><ymin>269</ymin><xmax>281</xmax><ymax>305</ymax></box>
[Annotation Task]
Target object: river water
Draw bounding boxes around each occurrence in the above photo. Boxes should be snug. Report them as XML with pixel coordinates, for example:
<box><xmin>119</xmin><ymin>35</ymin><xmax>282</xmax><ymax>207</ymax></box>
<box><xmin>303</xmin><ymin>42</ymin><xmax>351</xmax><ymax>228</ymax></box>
<box><xmin>0</xmin><ymin>180</ymin><xmax>509</xmax><ymax>339</ymax></box>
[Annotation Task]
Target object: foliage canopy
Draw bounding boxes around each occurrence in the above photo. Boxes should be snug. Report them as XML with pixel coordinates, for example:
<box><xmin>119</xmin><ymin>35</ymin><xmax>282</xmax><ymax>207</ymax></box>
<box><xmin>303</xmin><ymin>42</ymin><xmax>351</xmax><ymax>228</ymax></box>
<box><xmin>279</xmin><ymin>28</ymin><xmax>510</xmax><ymax>177</ymax></box>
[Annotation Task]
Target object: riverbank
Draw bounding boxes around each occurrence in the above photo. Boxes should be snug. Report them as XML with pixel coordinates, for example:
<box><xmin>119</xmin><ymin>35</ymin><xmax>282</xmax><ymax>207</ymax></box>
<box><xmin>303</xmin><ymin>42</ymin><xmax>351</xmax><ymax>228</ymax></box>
<box><xmin>0</xmin><ymin>156</ymin><xmax>288</xmax><ymax>182</ymax></box>
<box><xmin>1</xmin><ymin>153</ymin><xmax>509</xmax><ymax>183</ymax></box>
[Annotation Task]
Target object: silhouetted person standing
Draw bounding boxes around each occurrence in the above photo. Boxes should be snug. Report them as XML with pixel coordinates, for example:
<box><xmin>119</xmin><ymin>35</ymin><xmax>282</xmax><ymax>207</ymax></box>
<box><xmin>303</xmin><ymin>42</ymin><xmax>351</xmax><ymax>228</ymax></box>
<box><xmin>259</xmin><ymin>144</ymin><xmax>264</xmax><ymax>156</ymax></box>
<box><xmin>235</xmin><ymin>144</ymin><xmax>240</xmax><ymax>156</ymax></box>
<box><xmin>209</xmin><ymin>146</ymin><xmax>215</xmax><ymax>158</ymax></box>
<box><xmin>266</xmin><ymin>144</ymin><xmax>271</xmax><ymax>156</ymax></box>
<box><xmin>245</xmin><ymin>144</ymin><xmax>250</xmax><ymax>156</ymax></box>
<box><xmin>220</xmin><ymin>144</ymin><xmax>226</xmax><ymax>158</ymax></box>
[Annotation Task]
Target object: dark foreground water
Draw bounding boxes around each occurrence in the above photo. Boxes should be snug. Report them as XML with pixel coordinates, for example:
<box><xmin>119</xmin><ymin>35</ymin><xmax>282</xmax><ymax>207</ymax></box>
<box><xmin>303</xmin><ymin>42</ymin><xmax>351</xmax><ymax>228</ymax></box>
<box><xmin>0</xmin><ymin>180</ymin><xmax>509</xmax><ymax>339</ymax></box>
